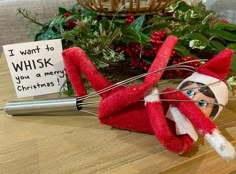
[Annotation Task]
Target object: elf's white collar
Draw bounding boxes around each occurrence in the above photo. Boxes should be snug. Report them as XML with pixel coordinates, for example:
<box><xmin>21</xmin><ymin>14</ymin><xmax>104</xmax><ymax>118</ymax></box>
<box><xmin>166</xmin><ymin>105</ymin><xmax>198</xmax><ymax>142</ymax></box>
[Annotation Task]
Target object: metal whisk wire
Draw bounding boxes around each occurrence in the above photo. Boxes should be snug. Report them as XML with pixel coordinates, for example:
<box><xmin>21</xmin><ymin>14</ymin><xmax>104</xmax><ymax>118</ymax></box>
<box><xmin>77</xmin><ymin>59</ymin><xmax>207</xmax><ymax>101</ymax></box>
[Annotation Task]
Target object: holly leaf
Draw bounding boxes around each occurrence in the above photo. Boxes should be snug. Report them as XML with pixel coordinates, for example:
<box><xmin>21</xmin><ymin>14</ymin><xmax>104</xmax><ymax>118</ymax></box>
<box><xmin>48</xmin><ymin>15</ymin><xmax>64</xmax><ymax>29</ymax></box>
<box><xmin>176</xmin><ymin>1</ymin><xmax>192</xmax><ymax>12</ymax></box>
<box><xmin>209</xmin><ymin>40</ymin><xmax>225</xmax><ymax>51</ymax></box>
<box><xmin>139</xmin><ymin>32</ymin><xmax>150</xmax><ymax>43</ymax></box>
<box><xmin>122</xmin><ymin>26</ymin><xmax>149</xmax><ymax>43</ymax></box>
<box><xmin>186</xmin><ymin>33</ymin><xmax>209</xmax><ymax>45</ymax></box>
<box><xmin>35</xmin><ymin>28</ymin><xmax>61</xmax><ymax>41</ymax></box>
<box><xmin>113</xmin><ymin>19</ymin><xmax>126</xmax><ymax>25</ymax></box>
<box><xmin>166</xmin><ymin>1</ymin><xmax>189</xmax><ymax>13</ymax></box>
<box><xmin>122</xmin><ymin>27</ymin><xmax>142</xmax><ymax>43</ymax></box>
<box><xmin>205</xmin><ymin>29</ymin><xmax>236</xmax><ymax>42</ymax></box>
<box><xmin>175</xmin><ymin>42</ymin><xmax>190</xmax><ymax>56</ymax></box>
<box><xmin>130</xmin><ymin>15</ymin><xmax>145</xmax><ymax>31</ymax></box>
<box><xmin>212</xmin><ymin>22</ymin><xmax>236</xmax><ymax>31</ymax></box>
<box><xmin>202</xmin><ymin>12</ymin><xmax>214</xmax><ymax>25</ymax></box>
<box><xmin>58</xmin><ymin>7</ymin><xmax>68</xmax><ymax>15</ymax></box>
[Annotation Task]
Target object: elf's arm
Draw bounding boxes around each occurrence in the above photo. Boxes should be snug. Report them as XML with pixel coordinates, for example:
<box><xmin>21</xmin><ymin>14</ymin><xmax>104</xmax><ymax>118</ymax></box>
<box><xmin>144</xmin><ymin>88</ymin><xmax>193</xmax><ymax>154</ymax></box>
<box><xmin>161</xmin><ymin>87</ymin><xmax>235</xmax><ymax>160</ymax></box>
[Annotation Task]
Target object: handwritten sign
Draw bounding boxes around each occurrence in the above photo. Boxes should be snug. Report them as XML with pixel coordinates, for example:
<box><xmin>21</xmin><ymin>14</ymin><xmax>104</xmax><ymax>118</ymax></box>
<box><xmin>3</xmin><ymin>39</ymin><xmax>66</xmax><ymax>98</ymax></box>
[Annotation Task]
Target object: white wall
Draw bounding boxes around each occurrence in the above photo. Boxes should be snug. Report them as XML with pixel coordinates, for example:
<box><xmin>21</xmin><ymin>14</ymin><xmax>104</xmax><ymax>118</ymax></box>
<box><xmin>0</xmin><ymin>0</ymin><xmax>76</xmax><ymax>54</ymax></box>
<box><xmin>206</xmin><ymin>0</ymin><xmax>236</xmax><ymax>24</ymax></box>
<box><xmin>183</xmin><ymin>0</ymin><xmax>206</xmax><ymax>5</ymax></box>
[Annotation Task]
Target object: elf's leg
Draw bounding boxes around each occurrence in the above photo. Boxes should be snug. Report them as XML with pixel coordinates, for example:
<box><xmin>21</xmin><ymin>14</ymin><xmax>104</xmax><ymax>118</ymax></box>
<box><xmin>144</xmin><ymin>35</ymin><xmax>177</xmax><ymax>87</ymax></box>
<box><xmin>144</xmin><ymin>88</ymin><xmax>194</xmax><ymax>154</ymax></box>
<box><xmin>99</xmin><ymin>35</ymin><xmax>179</xmax><ymax>134</ymax></box>
<box><xmin>62</xmin><ymin>47</ymin><xmax>114</xmax><ymax>99</ymax></box>
<box><xmin>99</xmin><ymin>35</ymin><xmax>178</xmax><ymax>118</ymax></box>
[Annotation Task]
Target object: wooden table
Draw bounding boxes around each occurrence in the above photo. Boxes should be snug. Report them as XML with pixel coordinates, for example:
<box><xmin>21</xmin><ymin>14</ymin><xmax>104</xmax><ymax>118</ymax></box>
<box><xmin>0</xmin><ymin>53</ymin><xmax>236</xmax><ymax>174</ymax></box>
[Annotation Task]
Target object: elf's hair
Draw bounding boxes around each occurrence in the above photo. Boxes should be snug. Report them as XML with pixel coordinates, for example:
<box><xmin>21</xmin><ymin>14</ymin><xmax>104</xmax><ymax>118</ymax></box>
<box><xmin>179</xmin><ymin>81</ymin><xmax>219</xmax><ymax>118</ymax></box>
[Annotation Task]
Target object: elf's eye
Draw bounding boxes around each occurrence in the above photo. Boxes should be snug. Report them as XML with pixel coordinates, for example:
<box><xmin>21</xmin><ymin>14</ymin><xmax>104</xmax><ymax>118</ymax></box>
<box><xmin>185</xmin><ymin>89</ymin><xmax>195</xmax><ymax>98</ymax></box>
<box><xmin>198</xmin><ymin>100</ymin><xmax>208</xmax><ymax>108</ymax></box>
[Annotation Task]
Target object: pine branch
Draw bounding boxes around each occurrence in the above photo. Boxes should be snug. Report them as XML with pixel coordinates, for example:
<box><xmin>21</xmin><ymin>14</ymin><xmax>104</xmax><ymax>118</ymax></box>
<box><xmin>17</xmin><ymin>8</ymin><xmax>44</xmax><ymax>27</ymax></box>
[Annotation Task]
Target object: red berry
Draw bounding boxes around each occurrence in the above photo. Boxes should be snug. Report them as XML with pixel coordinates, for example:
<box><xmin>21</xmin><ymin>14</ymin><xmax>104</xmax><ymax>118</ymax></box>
<box><xmin>66</xmin><ymin>20</ymin><xmax>77</xmax><ymax>29</ymax></box>
<box><xmin>218</xmin><ymin>19</ymin><xmax>228</xmax><ymax>23</ymax></box>
<box><xmin>170</xmin><ymin>50</ymin><xmax>176</xmax><ymax>58</ymax></box>
<box><xmin>125</xmin><ymin>13</ymin><xmax>135</xmax><ymax>25</ymax></box>
<box><xmin>130</xmin><ymin>57</ymin><xmax>140</xmax><ymax>67</ymax></box>
<box><xmin>63</xmin><ymin>12</ymin><xmax>70</xmax><ymax>18</ymax></box>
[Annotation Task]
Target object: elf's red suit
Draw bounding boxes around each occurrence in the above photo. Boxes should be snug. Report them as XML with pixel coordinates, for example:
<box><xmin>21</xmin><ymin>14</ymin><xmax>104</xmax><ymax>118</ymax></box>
<box><xmin>62</xmin><ymin>36</ymin><xmax>235</xmax><ymax>159</ymax></box>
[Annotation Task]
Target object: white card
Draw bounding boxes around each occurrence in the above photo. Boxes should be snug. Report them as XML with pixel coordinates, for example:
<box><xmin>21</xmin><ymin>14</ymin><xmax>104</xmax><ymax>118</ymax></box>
<box><xmin>3</xmin><ymin>39</ymin><xmax>66</xmax><ymax>98</ymax></box>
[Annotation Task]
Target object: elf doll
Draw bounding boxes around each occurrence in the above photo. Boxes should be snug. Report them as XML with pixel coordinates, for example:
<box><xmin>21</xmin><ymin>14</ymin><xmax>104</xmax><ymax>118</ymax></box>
<box><xmin>62</xmin><ymin>35</ymin><xmax>235</xmax><ymax>160</ymax></box>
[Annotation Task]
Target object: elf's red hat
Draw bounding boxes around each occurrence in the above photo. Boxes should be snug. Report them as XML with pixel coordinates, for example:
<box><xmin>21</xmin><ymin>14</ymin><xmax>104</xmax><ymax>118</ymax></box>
<box><xmin>178</xmin><ymin>48</ymin><xmax>233</xmax><ymax>117</ymax></box>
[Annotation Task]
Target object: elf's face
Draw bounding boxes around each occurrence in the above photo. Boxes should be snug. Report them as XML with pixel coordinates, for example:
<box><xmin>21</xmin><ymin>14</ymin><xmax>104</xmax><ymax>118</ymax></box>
<box><xmin>181</xmin><ymin>82</ymin><xmax>215</xmax><ymax>117</ymax></box>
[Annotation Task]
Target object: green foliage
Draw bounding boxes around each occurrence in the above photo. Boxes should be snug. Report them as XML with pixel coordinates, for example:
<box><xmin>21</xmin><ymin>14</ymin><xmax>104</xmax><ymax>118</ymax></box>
<box><xmin>62</xmin><ymin>16</ymin><xmax>124</xmax><ymax>68</ymax></box>
<box><xmin>18</xmin><ymin>0</ymin><xmax>236</xmax><ymax>78</ymax></box>
<box><xmin>227</xmin><ymin>75</ymin><xmax>236</xmax><ymax>89</ymax></box>
<box><xmin>34</xmin><ymin>5</ymin><xmax>80</xmax><ymax>41</ymax></box>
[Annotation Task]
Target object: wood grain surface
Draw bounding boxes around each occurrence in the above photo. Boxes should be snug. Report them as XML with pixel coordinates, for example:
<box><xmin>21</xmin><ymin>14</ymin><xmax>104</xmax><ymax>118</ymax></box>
<box><xmin>0</xmin><ymin>52</ymin><xmax>236</xmax><ymax>174</ymax></box>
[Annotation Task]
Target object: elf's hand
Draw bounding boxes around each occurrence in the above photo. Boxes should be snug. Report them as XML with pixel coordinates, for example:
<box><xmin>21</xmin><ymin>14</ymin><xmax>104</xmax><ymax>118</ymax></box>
<box><xmin>161</xmin><ymin>87</ymin><xmax>235</xmax><ymax>159</ymax></box>
<box><xmin>205</xmin><ymin>130</ymin><xmax>236</xmax><ymax>160</ymax></box>
<box><xmin>144</xmin><ymin>87</ymin><xmax>160</xmax><ymax>103</ymax></box>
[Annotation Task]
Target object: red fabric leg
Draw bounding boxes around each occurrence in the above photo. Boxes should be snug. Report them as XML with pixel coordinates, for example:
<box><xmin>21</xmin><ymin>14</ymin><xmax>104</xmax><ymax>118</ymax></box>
<box><xmin>99</xmin><ymin>35</ymin><xmax>178</xmax><ymax>118</ymax></box>
<box><xmin>144</xmin><ymin>35</ymin><xmax>178</xmax><ymax>86</ymax></box>
<box><xmin>98</xmin><ymin>35</ymin><xmax>179</xmax><ymax>133</ymax></box>
<box><xmin>62</xmin><ymin>47</ymin><xmax>113</xmax><ymax>98</ymax></box>
<box><xmin>146</xmin><ymin>101</ymin><xmax>193</xmax><ymax>153</ymax></box>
